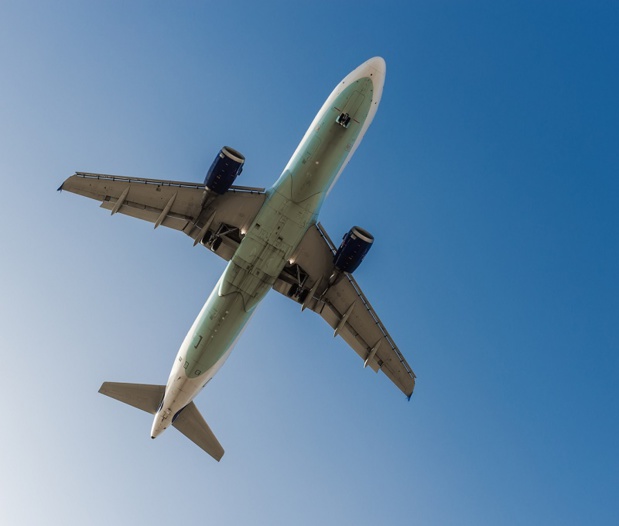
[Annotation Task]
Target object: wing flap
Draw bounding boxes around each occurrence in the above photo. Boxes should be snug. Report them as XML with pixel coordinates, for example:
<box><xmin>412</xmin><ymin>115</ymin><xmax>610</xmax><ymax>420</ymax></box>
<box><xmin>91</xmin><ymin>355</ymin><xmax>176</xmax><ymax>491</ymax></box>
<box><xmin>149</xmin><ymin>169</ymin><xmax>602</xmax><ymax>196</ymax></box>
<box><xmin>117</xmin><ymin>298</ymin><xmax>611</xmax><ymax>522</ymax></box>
<box><xmin>61</xmin><ymin>172</ymin><xmax>205</xmax><ymax>231</ymax></box>
<box><xmin>316</xmin><ymin>301</ymin><xmax>381</xmax><ymax>373</ymax></box>
<box><xmin>99</xmin><ymin>199</ymin><xmax>192</xmax><ymax>231</ymax></box>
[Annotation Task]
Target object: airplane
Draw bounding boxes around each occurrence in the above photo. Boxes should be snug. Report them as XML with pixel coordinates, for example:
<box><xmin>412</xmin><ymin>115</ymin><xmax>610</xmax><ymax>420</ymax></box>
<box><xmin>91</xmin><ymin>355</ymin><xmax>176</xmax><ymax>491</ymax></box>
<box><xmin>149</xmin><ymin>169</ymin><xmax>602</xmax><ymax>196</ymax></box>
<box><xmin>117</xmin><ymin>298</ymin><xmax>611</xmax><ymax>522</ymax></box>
<box><xmin>59</xmin><ymin>57</ymin><xmax>416</xmax><ymax>461</ymax></box>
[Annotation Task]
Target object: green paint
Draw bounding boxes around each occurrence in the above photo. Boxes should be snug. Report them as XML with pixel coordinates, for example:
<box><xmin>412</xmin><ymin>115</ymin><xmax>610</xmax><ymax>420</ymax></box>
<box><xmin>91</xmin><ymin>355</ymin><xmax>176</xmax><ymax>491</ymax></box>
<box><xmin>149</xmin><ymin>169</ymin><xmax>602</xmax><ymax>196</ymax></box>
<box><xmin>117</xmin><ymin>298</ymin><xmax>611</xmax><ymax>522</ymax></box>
<box><xmin>184</xmin><ymin>76</ymin><xmax>375</xmax><ymax>379</ymax></box>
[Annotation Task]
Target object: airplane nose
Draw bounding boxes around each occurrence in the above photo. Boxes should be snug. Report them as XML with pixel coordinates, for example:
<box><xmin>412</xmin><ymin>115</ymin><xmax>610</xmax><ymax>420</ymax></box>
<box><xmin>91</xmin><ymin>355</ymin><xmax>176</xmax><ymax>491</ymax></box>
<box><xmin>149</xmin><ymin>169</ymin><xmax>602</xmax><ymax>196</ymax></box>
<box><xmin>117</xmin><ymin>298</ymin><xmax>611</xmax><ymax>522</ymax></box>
<box><xmin>360</xmin><ymin>57</ymin><xmax>386</xmax><ymax>106</ymax></box>
<box><xmin>366</xmin><ymin>56</ymin><xmax>386</xmax><ymax>75</ymax></box>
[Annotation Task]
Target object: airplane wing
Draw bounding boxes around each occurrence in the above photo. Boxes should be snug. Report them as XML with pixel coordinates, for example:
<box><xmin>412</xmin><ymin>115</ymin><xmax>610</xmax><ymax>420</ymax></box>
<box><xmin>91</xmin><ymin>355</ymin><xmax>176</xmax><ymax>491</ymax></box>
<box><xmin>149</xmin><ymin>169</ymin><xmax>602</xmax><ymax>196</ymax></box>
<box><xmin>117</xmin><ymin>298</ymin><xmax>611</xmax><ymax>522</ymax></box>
<box><xmin>273</xmin><ymin>223</ymin><xmax>416</xmax><ymax>398</ymax></box>
<box><xmin>59</xmin><ymin>172</ymin><xmax>266</xmax><ymax>260</ymax></box>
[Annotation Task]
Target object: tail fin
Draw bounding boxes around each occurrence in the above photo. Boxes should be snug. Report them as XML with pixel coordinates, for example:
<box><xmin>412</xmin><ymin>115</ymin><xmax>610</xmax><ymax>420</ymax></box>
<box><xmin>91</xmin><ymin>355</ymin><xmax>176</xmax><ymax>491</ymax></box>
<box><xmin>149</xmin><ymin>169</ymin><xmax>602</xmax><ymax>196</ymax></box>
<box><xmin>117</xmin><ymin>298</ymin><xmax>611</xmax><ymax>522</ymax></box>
<box><xmin>172</xmin><ymin>402</ymin><xmax>225</xmax><ymax>461</ymax></box>
<box><xmin>99</xmin><ymin>382</ymin><xmax>164</xmax><ymax>414</ymax></box>
<box><xmin>98</xmin><ymin>382</ymin><xmax>224</xmax><ymax>461</ymax></box>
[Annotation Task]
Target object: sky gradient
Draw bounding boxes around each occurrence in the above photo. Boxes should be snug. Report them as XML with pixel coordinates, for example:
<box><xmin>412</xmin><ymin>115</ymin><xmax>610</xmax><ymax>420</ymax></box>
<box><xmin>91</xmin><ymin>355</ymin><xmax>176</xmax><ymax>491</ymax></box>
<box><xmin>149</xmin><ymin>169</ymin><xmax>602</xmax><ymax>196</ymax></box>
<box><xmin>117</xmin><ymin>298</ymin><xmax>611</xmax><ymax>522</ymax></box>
<box><xmin>1</xmin><ymin>1</ymin><xmax>617</xmax><ymax>524</ymax></box>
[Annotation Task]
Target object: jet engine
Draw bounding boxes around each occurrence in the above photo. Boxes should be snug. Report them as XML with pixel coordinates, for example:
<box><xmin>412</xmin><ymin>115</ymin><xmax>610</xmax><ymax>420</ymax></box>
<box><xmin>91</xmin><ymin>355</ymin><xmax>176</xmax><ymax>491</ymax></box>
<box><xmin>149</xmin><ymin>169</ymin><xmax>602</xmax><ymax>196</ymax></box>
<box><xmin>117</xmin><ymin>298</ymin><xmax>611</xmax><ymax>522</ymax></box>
<box><xmin>204</xmin><ymin>146</ymin><xmax>245</xmax><ymax>194</ymax></box>
<box><xmin>333</xmin><ymin>226</ymin><xmax>374</xmax><ymax>274</ymax></box>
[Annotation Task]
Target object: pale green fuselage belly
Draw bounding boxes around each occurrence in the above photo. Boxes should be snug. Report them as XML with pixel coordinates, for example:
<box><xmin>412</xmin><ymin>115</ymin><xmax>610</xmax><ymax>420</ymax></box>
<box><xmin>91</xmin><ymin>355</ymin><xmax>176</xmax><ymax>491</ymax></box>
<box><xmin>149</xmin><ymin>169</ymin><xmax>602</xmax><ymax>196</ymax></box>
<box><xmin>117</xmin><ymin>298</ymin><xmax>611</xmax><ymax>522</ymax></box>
<box><xmin>157</xmin><ymin>74</ymin><xmax>377</xmax><ymax>427</ymax></box>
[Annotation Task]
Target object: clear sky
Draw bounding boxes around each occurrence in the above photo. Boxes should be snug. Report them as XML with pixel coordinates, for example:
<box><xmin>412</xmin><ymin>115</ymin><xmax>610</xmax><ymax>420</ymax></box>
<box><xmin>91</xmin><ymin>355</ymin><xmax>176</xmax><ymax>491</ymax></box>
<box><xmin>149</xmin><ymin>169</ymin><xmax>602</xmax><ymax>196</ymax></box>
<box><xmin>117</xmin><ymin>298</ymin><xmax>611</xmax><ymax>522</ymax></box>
<box><xmin>1</xmin><ymin>1</ymin><xmax>617</xmax><ymax>524</ymax></box>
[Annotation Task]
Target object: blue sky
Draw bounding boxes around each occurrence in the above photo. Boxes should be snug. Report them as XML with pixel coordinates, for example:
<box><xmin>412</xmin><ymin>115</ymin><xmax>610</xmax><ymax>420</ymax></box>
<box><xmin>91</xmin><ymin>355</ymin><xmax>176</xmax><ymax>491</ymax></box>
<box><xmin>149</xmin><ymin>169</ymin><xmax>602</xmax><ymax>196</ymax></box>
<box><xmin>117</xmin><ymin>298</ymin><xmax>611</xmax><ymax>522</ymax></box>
<box><xmin>1</xmin><ymin>1</ymin><xmax>617</xmax><ymax>524</ymax></box>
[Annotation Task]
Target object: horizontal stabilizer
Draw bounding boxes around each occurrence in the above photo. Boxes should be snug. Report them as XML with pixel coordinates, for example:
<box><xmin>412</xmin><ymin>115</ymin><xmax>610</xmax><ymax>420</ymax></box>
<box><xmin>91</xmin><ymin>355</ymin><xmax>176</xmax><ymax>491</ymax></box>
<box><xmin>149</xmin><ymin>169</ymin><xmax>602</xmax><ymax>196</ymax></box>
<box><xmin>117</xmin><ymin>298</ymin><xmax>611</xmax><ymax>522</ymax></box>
<box><xmin>173</xmin><ymin>402</ymin><xmax>225</xmax><ymax>461</ymax></box>
<box><xmin>99</xmin><ymin>382</ymin><xmax>165</xmax><ymax>415</ymax></box>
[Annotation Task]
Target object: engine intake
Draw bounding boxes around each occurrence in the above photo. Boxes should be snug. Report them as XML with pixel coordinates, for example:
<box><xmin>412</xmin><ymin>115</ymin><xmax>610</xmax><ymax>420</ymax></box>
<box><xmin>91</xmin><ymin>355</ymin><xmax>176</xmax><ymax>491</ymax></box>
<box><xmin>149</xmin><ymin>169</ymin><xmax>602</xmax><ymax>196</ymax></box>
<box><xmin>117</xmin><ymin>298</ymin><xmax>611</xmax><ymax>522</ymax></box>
<box><xmin>204</xmin><ymin>146</ymin><xmax>245</xmax><ymax>194</ymax></box>
<box><xmin>333</xmin><ymin>226</ymin><xmax>374</xmax><ymax>274</ymax></box>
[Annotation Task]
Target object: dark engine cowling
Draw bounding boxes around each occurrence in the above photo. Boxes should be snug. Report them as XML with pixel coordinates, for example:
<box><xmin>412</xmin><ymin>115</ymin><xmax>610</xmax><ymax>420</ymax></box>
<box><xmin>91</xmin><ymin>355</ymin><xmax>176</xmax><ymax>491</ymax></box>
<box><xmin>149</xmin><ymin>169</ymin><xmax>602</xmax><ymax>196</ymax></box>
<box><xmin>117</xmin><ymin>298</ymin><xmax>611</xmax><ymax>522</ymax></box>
<box><xmin>204</xmin><ymin>146</ymin><xmax>245</xmax><ymax>194</ymax></box>
<box><xmin>333</xmin><ymin>226</ymin><xmax>374</xmax><ymax>274</ymax></box>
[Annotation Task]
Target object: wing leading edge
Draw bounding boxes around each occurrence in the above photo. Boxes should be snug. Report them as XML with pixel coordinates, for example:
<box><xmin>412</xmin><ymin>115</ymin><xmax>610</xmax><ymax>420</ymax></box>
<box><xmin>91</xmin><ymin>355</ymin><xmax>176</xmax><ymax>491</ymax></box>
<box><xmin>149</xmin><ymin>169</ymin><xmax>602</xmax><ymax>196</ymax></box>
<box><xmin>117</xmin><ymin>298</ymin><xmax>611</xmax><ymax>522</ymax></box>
<box><xmin>273</xmin><ymin>223</ymin><xmax>416</xmax><ymax>398</ymax></box>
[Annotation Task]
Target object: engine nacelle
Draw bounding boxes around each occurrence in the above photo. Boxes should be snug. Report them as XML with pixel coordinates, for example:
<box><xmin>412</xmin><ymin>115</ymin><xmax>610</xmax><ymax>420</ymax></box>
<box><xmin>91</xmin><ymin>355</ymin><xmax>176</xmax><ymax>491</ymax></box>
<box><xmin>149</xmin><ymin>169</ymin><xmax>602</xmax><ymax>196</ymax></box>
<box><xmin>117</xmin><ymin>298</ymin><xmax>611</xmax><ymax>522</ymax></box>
<box><xmin>333</xmin><ymin>226</ymin><xmax>374</xmax><ymax>274</ymax></box>
<box><xmin>204</xmin><ymin>146</ymin><xmax>245</xmax><ymax>194</ymax></box>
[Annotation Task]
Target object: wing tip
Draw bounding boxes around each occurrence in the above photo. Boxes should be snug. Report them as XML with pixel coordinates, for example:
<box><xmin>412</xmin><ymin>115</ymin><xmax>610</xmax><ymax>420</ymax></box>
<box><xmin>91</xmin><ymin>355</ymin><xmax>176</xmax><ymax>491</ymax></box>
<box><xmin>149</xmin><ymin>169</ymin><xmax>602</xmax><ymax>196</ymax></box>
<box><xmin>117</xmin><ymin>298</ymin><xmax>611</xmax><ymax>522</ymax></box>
<box><xmin>406</xmin><ymin>378</ymin><xmax>415</xmax><ymax>401</ymax></box>
<box><xmin>58</xmin><ymin>172</ymin><xmax>79</xmax><ymax>192</ymax></box>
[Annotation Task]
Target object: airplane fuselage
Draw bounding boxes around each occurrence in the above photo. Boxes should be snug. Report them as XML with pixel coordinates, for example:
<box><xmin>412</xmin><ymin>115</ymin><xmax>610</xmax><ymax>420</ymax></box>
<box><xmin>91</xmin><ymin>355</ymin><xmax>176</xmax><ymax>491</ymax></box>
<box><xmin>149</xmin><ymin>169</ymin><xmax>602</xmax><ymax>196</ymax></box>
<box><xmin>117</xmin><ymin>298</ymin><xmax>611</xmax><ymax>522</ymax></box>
<box><xmin>151</xmin><ymin>58</ymin><xmax>386</xmax><ymax>438</ymax></box>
